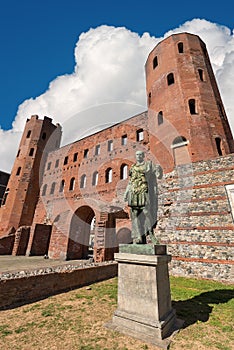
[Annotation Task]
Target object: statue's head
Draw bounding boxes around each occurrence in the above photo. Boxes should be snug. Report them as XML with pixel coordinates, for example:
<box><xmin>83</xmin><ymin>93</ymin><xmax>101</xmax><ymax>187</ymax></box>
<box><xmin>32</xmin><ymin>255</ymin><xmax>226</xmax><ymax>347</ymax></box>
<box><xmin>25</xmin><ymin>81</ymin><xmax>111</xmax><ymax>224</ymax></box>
<box><xmin>135</xmin><ymin>150</ymin><xmax>145</xmax><ymax>163</ymax></box>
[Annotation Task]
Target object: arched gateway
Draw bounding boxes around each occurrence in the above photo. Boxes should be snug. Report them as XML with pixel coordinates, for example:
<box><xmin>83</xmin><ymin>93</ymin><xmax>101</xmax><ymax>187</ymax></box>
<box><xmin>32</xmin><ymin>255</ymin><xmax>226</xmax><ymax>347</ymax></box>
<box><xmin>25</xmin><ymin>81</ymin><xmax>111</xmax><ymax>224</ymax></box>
<box><xmin>67</xmin><ymin>205</ymin><xmax>95</xmax><ymax>260</ymax></box>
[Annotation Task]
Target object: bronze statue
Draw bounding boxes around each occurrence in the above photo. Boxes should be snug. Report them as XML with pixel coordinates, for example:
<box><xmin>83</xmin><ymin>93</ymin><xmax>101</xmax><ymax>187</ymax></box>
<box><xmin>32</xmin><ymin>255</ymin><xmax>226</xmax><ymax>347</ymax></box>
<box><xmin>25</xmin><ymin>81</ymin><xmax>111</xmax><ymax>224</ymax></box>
<box><xmin>124</xmin><ymin>151</ymin><xmax>162</xmax><ymax>244</ymax></box>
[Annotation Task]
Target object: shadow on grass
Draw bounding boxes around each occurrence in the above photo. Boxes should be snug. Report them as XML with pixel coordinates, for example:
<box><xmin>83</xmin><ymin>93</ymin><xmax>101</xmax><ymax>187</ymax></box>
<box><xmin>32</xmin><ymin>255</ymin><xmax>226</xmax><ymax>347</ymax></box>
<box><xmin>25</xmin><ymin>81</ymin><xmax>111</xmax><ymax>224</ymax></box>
<box><xmin>172</xmin><ymin>289</ymin><xmax>234</xmax><ymax>328</ymax></box>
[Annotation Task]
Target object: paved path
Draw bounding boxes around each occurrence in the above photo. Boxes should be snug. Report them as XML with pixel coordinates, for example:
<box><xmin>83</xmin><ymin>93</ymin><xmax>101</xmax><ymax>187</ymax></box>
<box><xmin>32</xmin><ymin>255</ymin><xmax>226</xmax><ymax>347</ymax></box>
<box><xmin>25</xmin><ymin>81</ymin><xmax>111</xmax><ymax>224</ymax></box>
<box><xmin>0</xmin><ymin>256</ymin><xmax>89</xmax><ymax>273</ymax></box>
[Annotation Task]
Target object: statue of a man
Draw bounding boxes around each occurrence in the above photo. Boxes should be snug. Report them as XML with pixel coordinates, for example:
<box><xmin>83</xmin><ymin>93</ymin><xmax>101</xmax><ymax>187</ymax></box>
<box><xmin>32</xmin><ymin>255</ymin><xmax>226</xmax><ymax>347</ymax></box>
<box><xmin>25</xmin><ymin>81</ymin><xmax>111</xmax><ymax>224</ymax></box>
<box><xmin>124</xmin><ymin>151</ymin><xmax>162</xmax><ymax>244</ymax></box>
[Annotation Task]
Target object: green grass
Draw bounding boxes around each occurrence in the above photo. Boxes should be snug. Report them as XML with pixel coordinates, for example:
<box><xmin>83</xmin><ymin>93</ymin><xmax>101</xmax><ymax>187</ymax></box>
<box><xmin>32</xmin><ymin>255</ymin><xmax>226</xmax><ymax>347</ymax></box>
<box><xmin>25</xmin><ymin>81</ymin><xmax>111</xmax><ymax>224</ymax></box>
<box><xmin>0</xmin><ymin>276</ymin><xmax>233</xmax><ymax>350</ymax></box>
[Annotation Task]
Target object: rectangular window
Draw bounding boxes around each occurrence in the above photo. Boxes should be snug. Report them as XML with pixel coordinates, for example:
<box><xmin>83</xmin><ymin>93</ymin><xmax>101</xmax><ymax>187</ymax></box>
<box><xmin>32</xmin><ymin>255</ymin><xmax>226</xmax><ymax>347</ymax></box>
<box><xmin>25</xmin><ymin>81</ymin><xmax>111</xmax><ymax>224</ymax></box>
<box><xmin>84</xmin><ymin>149</ymin><xmax>89</xmax><ymax>158</ymax></box>
<box><xmin>64</xmin><ymin>156</ymin><xmax>68</xmax><ymax>165</ymax></box>
<box><xmin>108</xmin><ymin>140</ymin><xmax>113</xmax><ymax>152</ymax></box>
<box><xmin>73</xmin><ymin>152</ymin><xmax>78</xmax><ymax>162</ymax></box>
<box><xmin>47</xmin><ymin>162</ymin><xmax>52</xmax><ymax>170</ymax></box>
<box><xmin>136</xmin><ymin>129</ymin><xmax>144</xmax><ymax>141</ymax></box>
<box><xmin>55</xmin><ymin>159</ymin><xmax>59</xmax><ymax>168</ymax></box>
<box><xmin>95</xmin><ymin>145</ymin><xmax>100</xmax><ymax>156</ymax></box>
<box><xmin>121</xmin><ymin>135</ymin><xmax>127</xmax><ymax>146</ymax></box>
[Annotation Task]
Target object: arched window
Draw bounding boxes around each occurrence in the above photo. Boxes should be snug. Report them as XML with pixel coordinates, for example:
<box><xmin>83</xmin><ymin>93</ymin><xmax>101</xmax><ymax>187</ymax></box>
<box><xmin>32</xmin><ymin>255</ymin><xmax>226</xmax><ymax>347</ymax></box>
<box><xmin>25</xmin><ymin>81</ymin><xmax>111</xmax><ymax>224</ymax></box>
<box><xmin>16</xmin><ymin>167</ymin><xmax>21</xmax><ymax>176</ymax></box>
<box><xmin>158</xmin><ymin>111</ymin><xmax>163</xmax><ymax>125</ymax></box>
<box><xmin>172</xmin><ymin>136</ymin><xmax>188</xmax><ymax>146</ymax></box>
<box><xmin>50</xmin><ymin>182</ymin><xmax>56</xmax><ymax>195</ymax></box>
<box><xmin>215</xmin><ymin>137</ymin><xmax>223</xmax><ymax>156</ymax></box>
<box><xmin>69</xmin><ymin>177</ymin><xmax>75</xmax><ymax>191</ymax></box>
<box><xmin>189</xmin><ymin>99</ymin><xmax>197</xmax><ymax>114</ymax></box>
<box><xmin>153</xmin><ymin>56</ymin><xmax>158</xmax><ymax>69</ymax></box>
<box><xmin>105</xmin><ymin>168</ymin><xmax>113</xmax><ymax>183</ymax></box>
<box><xmin>92</xmin><ymin>171</ymin><xmax>99</xmax><ymax>186</ymax></box>
<box><xmin>29</xmin><ymin>148</ymin><xmax>34</xmax><ymax>156</ymax></box>
<box><xmin>120</xmin><ymin>164</ymin><xmax>128</xmax><ymax>180</ymax></box>
<box><xmin>80</xmin><ymin>174</ymin><xmax>87</xmax><ymax>189</ymax></box>
<box><xmin>59</xmin><ymin>180</ymin><xmax>65</xmax><ymax>192</ymax></box>
<box><xmin>178</xmin><ymin>42</ymin><xmax>184</xmax><ymax>53</ymax></box>
<box><xmin>136</xmin><ymin>129</ymin><xmax>144</xmax><ymax>141</ymax></box>
<box><xmin>42</xmin><ymin>184</ymin><xmax>47</xmax><ymax>196</ymax></box>
<box><xmin>167</xmin><ymin>73</ymin><xmax>175</xmax><ymax>85</ymax></box>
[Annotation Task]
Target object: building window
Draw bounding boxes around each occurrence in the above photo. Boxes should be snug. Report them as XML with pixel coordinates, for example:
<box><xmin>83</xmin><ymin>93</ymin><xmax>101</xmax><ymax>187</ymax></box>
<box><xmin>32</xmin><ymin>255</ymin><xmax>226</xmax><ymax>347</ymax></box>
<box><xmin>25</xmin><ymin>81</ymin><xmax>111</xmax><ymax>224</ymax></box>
<box><xmin>73</xmin><ymin>152</ymin><xmax>78</xmax><ymax>162</ymax></box>
<box><xmin>29</xmin><ymin>148</ymin><xmax>34</xmax><ymax>156</ymax></box>
<box><xmin>120</xmin><ymin>164</ymin><xmax>128</xmax><ymax>180</ymax></box>
<box><xmin>16</xmin><ymin>167</ymin><xmax>21</xmax><ymax>176</ymax></box>
<box><xmin>42</xmin><ymin>184</ymin><xmax>47</xmax><ymax>196</ymax></box>
<box><xmin>215</xmin><ymin>137</ymin><xmax>223</xmax><ymax>156</ymax></box>
<box><xmin>50</xmin><ymin>182</ymin><xmax>56</xmax><ymax>195</ymax></box>
<box><xmin>136</xmin><ymin>129</ymin><xmax>144</xmax><ymax>141</ymax></box>
<box><xmin>55</xmin><ymin>159</ymin><xmax>59</xmax><ymax>168</ymax></box>
<box><xmin>158</xmin><ymin>111</ymin><xmax>163</xmax><ymax>125</ymax></box>
<box><xmin>47</xmin><ymin>162</ymin><xmax>51</xmax><ymax>170</ymax></box>
<box><xmin>108</xmin><ymin>140</ymin><xmax>113</xmax><ymax>152</ymax></box>
<box><xmin>92</xmin><ymin>171</ymin><xmax>99</xmax><ymax>186</ymax></box>
<box><xmin>59</xmin><ymin>180</ymin><xmax>65</xmax><ymax>192</ymax></box>
<box><xmin>63</xmin><ymin>156</ymin><xmax>68</xmax><ymax>165</ymax></box>
<box><xmin>84</xmin><ymin>149</ymin><xmax>89</xmax><ymax>158</ymax></box>
<box><xmin>80</xmin><ymin>174</ymin><xmax>87</xmax><ymax>189</ymax></box>
<box><xmin>69</xmin><ymin>177</ymin><xmax>75</xmax><ymax>191</ymax></box>
<box><xmin>1</xmin><ymin>188</ymin><xmax>9</xmax><ymax>206</ymax></box>
<box><xmin>198</xmin><ymin>69</ymin><xmax>204</xmax><ymax>81</ymax></box>
<box><xmin>167</xmin><ymin>73</ymin><xmax>175</xmax><ymax>86</ymax></box>
<box><xmin>42</xmin><ymin>132</ymin><xmax>46</xmax><ymax>140</ymax></box>
<box><xmin>105</xmin><ymin>168</ymin><xmax>113</xmax><ymax>183</ymax></box>
<box><xmin>172</xmin><ymin>136</ymin><xmax>188</xmax><ymax>147</ymax></box>
<box><xmin>189</xmin><ymin>99</ymin><xmax>197</xmax><ymax>114</ymax></box>
<box><xmin>153</xmin><ymin>56</ymin><xmax>158</xmax><ymax>69</ymax></box>
<box><xmin>26</xmin><ymin>130</ymin><xmax>31</xmax><ymax>138</ymax></box>
<box><xmin>121</xmin><ymin>135</ymin><xmax>127</xmax><ymax>146</ymax></box>
<box><xmin>178</xmin><ymin>42</ymin><xmax>184</xmax><ymax>53</ymax></box>
<box><xmin>95</xmin><ymin>145</ymin><xmax>100</xmax><ymax>156</ymax></box>
<box><xmin>148</xmin><ymin>92</ymin><xmax>151</xmax><ymax>105</ymax></box>
<box><xmin>17</xmin><ymin>149</ymin><xmax>20</xmax><ymax>157</ymax></box>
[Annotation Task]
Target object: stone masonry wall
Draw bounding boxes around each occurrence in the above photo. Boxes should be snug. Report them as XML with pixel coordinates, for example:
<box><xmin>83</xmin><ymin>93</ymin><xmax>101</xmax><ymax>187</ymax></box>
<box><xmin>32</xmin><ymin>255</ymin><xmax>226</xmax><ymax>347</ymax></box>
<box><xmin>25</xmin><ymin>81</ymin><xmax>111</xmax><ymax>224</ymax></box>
<box><xmin>155</xmin><ymin>154</ymin><xmax>234</xmax><ymax>282</ymax></box>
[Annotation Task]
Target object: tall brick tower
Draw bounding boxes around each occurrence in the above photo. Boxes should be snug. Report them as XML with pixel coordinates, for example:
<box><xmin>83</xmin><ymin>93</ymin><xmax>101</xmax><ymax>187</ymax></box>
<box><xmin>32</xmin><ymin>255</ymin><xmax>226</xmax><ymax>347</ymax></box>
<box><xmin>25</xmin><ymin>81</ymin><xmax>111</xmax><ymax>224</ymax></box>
<box><xmin>145</xmin><ymin>33</ymin><xmax>234</xmax><ymax>172</ymax></box>
<box><xmin>0</xmin><ymin>115</ymin><xmax>62</xmax><ymax>236</ymax></box>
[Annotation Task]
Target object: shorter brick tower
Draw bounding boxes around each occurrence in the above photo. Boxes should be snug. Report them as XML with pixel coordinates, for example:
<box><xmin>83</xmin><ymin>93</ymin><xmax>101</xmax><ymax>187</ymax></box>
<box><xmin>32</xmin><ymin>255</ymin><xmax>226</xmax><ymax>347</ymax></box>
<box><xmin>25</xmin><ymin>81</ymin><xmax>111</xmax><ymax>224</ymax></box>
<box><xmin>0</xmin><ymin>115</ymin><xmax>62</xmax><ymax>236</ymax></box>
<box><xmin>145</xmin><ymin>33</ymin><xmax>234</xmax><ymax>172</ymax></box>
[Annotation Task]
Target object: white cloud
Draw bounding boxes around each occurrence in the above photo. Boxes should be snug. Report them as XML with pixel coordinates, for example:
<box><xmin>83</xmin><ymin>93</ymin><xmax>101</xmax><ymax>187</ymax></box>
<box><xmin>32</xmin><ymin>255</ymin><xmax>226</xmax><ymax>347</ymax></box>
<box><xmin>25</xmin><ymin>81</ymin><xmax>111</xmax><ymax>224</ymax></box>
<box><xmin>1</xmin><ymin>19</ymin><xmax>234</xmax><ymax>173</ymax></box>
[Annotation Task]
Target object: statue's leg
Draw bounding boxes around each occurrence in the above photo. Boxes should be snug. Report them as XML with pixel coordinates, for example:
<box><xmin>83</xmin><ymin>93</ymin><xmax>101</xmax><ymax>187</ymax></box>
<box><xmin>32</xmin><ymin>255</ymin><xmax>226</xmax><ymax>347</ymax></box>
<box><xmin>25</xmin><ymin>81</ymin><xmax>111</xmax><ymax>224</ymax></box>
<box><xmin>130</xmin><ymin>208</ymin><xmax>143</xmax><ymax>243</ymax></box>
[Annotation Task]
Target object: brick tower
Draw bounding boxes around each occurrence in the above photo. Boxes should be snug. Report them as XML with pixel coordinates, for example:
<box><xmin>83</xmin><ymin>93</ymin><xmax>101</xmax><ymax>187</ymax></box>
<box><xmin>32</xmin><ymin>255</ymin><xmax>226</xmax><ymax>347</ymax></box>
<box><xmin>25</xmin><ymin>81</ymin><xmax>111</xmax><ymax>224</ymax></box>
<box><xmin>145</xmin><ymin>33</ymin><xmax>234</xmax><ymax>173</ymax></box>
<box><xmin>0</xmin><ymin>115</ymin><xmax>62</xmax><ymax>236</ymax></box>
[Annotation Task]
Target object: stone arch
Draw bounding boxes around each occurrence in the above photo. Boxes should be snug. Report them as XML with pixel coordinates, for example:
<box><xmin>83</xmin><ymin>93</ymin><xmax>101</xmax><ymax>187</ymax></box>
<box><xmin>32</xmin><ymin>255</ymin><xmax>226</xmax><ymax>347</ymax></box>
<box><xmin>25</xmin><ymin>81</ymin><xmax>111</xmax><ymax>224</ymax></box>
<box><xmin>116</xmin><ymin>227</ymin><xmax>132</xmax><ymax>244</ymax></box>
<box><xmin>67</xmin><ymin>205</ymin><xmax>95</xmax><ymax>260</ymax></box>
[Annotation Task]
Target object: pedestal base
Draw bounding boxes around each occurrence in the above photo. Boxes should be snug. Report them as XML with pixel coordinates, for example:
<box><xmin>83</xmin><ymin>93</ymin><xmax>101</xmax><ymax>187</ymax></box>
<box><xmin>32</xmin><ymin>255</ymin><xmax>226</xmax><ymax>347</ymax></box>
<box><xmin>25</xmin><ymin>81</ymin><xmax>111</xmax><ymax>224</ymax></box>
<box><xmin>107</xmin><ymin>247</ymin><xmax>181</xmax><ymax>348</ymax></box>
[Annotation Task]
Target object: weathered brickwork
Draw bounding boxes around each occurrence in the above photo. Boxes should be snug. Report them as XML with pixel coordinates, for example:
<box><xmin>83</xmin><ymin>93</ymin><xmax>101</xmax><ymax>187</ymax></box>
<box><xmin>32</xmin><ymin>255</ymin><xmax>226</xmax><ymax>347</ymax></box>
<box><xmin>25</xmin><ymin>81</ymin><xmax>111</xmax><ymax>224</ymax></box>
<box><xmin>0</xmin><ymin>33</ymin><xmax>233</xmax><ymax>282</ymax></box>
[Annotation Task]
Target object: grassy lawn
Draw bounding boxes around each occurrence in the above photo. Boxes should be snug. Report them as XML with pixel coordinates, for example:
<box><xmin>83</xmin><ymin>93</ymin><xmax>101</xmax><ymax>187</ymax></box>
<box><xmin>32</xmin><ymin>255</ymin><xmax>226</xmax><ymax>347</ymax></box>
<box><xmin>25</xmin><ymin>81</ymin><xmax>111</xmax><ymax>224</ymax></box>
<box><xmin>0</xmin><ymin>276</ymin><xmax>233</xmax><ymax>350</ymax></box>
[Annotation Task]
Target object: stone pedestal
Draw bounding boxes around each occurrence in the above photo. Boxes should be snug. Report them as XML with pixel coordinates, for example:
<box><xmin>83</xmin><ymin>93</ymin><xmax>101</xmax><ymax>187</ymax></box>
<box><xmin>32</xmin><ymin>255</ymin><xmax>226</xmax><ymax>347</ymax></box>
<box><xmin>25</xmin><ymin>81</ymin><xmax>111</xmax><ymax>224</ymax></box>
<box><xmin>107</xmin><ymin>245</ymin><xmax>180</xmax><ymax>348</ymax></box>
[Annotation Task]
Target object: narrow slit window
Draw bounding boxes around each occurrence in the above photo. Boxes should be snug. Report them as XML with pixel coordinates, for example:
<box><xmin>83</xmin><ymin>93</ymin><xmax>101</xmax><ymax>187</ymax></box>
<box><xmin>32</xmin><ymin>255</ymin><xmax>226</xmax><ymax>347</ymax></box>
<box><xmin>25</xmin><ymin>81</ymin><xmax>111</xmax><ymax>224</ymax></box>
<box><xmin>198</xmin><ymin>69</ymin><xmax>204</xmax><ymax>81</ymax></box>
<box><xmin>42</xmin><ymin>184</ymin><xmax>47</xmax><ymax>196</ymax></box>
<box><xmin>189</xmin><ymin>99</ymin><xmax>197</xmax><ymax>115</ymax></box>
<box><xmin>158</xmin><ymin>111</ymin><xmax>163</xmax><ymax>125</ymax></box>
<box><xmin>178</xmin><ymin>42</ymin><xmax>184</xmax><ymax>53</ymax></box>
<box><xmin>63</xmin><ymin>156</ymin><xmax>68</xmax><ymax>165</ymax></box>
<box><xmin>47</xmin><ymin>162</ymin><xmax>51</xmax><ymax>170</ymax></box>
<box><xmin>95</xmin><ymin>145</ymin><xmax>100</xmax><ymax>156</ymax></box>
<box><xmin>1</xmin><ymin>188</ymin><xmax>9</xmax><ymax>206</ymax></box>
<box><xmin>84</xmin><ymin>149</ymin><xmax>89</xmax><ymax>158</ymax></box>
<box><xmin>121</xmin><ymin>135</ymin><xmax>127</xmax><ymax>146</ymax></box>
<box><xmin>167</xmin><ymin>73</ymin><xmax>175</xmax><ymax>85</ymax></box>
<box><xmin>148</xmin><ymin>92</ymin><xmax>151</xmax><ymax>105</ymax></box>
<box><xmin>17</xmin><ymin>149</ymin><xmax>20</xmax><ymax>157</ymax></box>
<box><xmin>16</xmin><ymin>167</ymin><xmax>21</xmax><ymax>176</ymax></box>
<box><xmin>73</xmin><ymin>152</ymin><xmax>78</xmax><ymax>162</ymax></box>
<box><xmin>55</xmin><ymin>159</ymin><xmax>59</xmax><ymax>168</ymax></box>
<box><xmin>153</xmin><ymin>56</ymin><xmax>158</xmax><ymax>69</ymax></box>
<box><xmin>108</xmin><ymin>140</ymin><xmax>113</xmax><ymax>152</ymax></box>
<box><xmin>29</xmin><ymin>148</ymin><xmax>34</xmax><ymax>156</ymax></box>
<box><xmin>50</xmin><ymin>182</ymin><xmax>56</xmax><ymax>195</ymax></box>
<box><xmin>215</xmin><ymin>137</ymin><xmax>223</xmax><ymax>156</ymax></box>
<box><xmin>26</xmin><ymin>130</ymin><xmax>31</xmax><ymax>138</ymax></box>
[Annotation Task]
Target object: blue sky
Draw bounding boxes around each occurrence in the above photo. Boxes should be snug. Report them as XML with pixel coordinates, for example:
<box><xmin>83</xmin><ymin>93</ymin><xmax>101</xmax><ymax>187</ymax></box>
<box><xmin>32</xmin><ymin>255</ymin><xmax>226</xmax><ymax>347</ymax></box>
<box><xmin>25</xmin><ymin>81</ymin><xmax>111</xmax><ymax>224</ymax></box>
<box><xmin>0</xmin><ymin>0</ymin><xmax>233</xmax><ymax>130</ymax></box>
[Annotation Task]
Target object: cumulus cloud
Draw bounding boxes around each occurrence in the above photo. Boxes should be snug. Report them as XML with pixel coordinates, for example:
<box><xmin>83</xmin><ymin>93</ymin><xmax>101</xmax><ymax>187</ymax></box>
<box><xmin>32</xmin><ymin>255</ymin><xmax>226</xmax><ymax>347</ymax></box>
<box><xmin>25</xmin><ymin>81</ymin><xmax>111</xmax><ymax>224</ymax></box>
<box><xmin>1</xmin><ymin>19</ymin><xmax>234</xmax><ymax>172</ymax></box>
